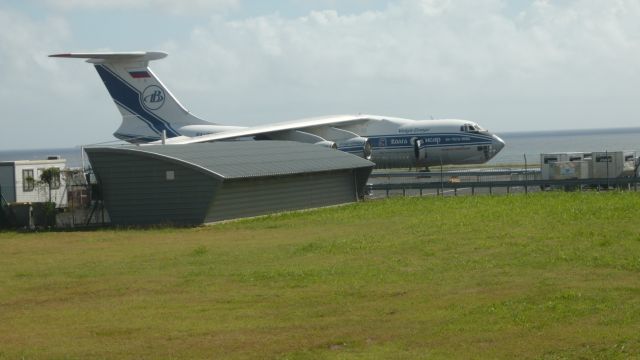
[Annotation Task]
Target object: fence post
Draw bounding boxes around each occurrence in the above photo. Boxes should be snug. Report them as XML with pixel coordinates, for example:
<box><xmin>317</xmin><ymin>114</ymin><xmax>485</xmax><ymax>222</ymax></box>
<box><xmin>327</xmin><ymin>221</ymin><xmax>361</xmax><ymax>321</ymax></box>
<box><xmin>606</xmin><ymin>150</ymin><xmax>610</xmax><ymax>189</ymax></box>
<box><xmin>439</xmin><ymin>155</ymin><xmax>445</xmax><ymax>197</ymax></box>
<box><xmin>635</xmin><ymin>155</ymin><xmax>638</xmax><ymax>192</ymax></box>
<box><xmin>524</xmin><ymin>154</ymin><xmax>528</xmax><ymax>194</ymax></box>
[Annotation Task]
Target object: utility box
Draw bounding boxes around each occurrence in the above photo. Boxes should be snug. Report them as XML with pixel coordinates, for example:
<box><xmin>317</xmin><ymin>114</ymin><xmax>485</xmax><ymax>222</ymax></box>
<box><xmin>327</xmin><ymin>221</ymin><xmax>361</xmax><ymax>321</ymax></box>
<box><xmin>589</xmin><ymin>151</ymin><xmax>636</xmax><ymax>179</ymax></box>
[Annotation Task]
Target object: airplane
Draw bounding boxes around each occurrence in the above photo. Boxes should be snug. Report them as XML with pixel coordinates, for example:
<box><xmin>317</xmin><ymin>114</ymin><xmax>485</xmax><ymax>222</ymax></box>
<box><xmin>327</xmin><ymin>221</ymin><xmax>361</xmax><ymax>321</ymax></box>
<box><xmin>50</xmin><ymin>51</ymin><xmax>505</xmax><ymax>169</ymax></box>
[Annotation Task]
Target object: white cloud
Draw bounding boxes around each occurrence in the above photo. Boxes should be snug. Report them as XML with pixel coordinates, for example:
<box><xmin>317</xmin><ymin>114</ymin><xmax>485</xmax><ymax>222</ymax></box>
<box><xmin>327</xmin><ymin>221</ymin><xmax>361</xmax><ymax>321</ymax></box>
<box><xmin>3</xmin><ymin>0</ymin><xmax>640</xmax><ymax>150</ymax></box>
<box><xmin>43</xmin><ymin>0</ymin><xmax>239</xmax><ymax>15</ymax></box>
<box><xmin>0</xmin><ymin>7</ymin><xmax>119</xmax><ymax>149</ymax></box>
<box><xmin>0</xmin><ymin>9</ymin><xmax>67</xmax><ymax>75</ymax></box>
<box><xmin>155</xmin><ymin>0</ymin><xmax>640</xmax><ymax>131</ymax></box>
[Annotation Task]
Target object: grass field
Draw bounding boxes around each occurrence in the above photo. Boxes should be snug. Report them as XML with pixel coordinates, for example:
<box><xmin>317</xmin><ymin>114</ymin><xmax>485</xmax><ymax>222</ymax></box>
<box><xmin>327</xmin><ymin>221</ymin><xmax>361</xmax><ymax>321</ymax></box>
<box><xmin>1</xmin><ymin>192</ymin><xmax>640</xmax><ymax>359</ymax></box>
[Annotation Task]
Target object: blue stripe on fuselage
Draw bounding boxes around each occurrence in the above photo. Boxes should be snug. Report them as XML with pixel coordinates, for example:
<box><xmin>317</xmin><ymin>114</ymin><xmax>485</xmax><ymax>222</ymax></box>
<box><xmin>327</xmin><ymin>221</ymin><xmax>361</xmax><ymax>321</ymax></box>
<box><xmin>94</xmin><ymin>65</ymin><xmax>180</xmax><ymax>137</ymax></box>
<box><xmin>369</xmin><ymin>133</ymin><xmax>492</xmax><ymax>150</ymax></box>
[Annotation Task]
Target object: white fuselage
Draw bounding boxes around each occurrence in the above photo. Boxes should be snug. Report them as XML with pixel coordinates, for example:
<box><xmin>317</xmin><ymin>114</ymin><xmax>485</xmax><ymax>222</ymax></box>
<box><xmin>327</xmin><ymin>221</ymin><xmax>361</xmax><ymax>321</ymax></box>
<box><xmin>177</xmin><ymin>116</ymin><xmax>505</xmax><ymax>168</ymax></box>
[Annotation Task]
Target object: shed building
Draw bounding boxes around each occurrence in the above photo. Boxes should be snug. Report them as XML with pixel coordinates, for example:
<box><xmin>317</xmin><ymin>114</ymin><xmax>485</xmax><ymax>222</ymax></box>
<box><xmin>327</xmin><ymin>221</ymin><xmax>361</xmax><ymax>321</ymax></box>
<box><xmin>0</xmin><ymin>158</ymin><xmax>68</xmax><ymax>207</ymax></box>
<box><xmin>85</xmin><ymin>141</ymin><xmax>374</xmax><ymax>226</ymax></box>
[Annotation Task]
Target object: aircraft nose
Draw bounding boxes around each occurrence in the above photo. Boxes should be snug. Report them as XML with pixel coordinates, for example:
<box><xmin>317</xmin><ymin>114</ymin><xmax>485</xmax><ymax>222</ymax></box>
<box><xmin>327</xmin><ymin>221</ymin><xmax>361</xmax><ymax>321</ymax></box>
<box><xmin>492</xmin><ymin>134</ymin><xmax>505</xmax><ymax>153</ymax></box>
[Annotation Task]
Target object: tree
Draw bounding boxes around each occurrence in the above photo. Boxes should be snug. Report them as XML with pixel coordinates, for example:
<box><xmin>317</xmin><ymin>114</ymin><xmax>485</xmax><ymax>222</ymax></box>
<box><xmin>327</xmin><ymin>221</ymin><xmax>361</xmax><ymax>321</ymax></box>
<box><xmin>40</xmin><ymin>167</ymin><xmax>61</xmax><ymax>203</ymax></box>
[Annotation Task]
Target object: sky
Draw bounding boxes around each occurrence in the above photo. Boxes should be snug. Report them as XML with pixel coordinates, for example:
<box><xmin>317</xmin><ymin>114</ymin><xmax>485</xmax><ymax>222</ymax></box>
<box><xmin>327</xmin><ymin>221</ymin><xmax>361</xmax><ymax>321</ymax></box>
<box><xmin>0</xmin><ymin>0</ymin><xmax>639</xmax><ymax>150</ymax></box>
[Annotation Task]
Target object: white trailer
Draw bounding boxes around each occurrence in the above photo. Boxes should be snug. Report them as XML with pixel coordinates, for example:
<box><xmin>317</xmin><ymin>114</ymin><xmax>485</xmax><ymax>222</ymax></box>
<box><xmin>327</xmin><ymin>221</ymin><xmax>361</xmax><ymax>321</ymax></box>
<box><xmin>547</xmin><ymin>161</ymin><xmax>590</xmax><ymax>180</ymax></box>
<box><xmin>0</xmin><ymin>158</ymin><xmax>68</xmax><ymax>207</ymax></box>
<box><xmin>589</xmin><ymin>151</ymin><xmax>636</xmax><ymax>179</ymax></box>
<box><xmin>540</xmin><ymin>152</ymin><xmax>590</xmax><ymax>180</ymax></box>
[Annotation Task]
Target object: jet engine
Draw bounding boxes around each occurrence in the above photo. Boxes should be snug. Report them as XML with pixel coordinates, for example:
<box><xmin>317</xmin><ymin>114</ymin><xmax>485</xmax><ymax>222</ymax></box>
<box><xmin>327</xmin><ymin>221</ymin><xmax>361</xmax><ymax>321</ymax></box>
<box><xmin>314</xmin><ymin>140</ymin><xmax>338</xmax><ymax>149</ymax></box>
<box><xmin>337</xmin><ymin>137</ymin><xmax>372</xmax><ymax>159</ymax></box>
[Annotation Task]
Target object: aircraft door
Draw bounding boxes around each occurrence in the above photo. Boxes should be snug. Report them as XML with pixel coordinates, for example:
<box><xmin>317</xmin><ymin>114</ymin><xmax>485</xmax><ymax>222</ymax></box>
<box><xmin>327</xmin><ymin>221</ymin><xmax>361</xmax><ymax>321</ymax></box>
<box><xmin>414</xmin><ymin>138</ymin><xmax>427</xmax><ymax>163</ymax></box>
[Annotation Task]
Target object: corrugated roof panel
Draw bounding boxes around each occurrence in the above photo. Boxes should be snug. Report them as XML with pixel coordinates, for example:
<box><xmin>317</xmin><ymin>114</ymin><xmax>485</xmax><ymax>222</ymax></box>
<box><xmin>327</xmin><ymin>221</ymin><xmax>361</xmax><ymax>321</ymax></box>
<box><xmin>86</xmin><ymin>141</ymin><xmax>374</xmax><ymax>180</ymax></box>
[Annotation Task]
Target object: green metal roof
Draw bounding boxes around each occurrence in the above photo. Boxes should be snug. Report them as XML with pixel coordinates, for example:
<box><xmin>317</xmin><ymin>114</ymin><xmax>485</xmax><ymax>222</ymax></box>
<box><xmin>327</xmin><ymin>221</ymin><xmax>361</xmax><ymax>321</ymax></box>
<box><xmin>86</xmin><ymin>141</ymin><xmax>374</xmax><ymax>180</ymax></box>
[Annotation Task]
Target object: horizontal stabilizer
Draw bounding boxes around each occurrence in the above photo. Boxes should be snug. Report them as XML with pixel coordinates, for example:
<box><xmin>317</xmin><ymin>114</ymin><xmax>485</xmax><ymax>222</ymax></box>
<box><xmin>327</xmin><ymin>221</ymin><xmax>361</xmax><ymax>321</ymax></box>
<box><xmin>49</xmin><ymin>51</ymin><xmax>167</xmax><ymax>63</ymax></box>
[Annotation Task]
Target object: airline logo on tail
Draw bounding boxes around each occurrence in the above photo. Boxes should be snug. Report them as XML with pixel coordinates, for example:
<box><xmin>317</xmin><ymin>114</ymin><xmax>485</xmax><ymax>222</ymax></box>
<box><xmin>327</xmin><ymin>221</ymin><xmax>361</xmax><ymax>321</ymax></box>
<box><xmin>142</xmin><ymin>85</ymin><xmax>165</xmax><ymax>110</ymax></box>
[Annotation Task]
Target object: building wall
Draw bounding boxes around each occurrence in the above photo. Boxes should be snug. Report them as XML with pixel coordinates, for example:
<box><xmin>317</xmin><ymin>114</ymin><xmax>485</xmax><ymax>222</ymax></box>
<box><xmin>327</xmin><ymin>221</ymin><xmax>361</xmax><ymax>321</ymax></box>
<box><xmin>206</xmin><ymin>170</ymin><xmax>357</xmax><ymax>222</ymax></box>
<box><xmin>13</xmin><ymin>161</ymin><xmax>67</xmax><ymax>206</ymax></box>
<box><xmin>0</xmin><ymin>164</ymin><xmax>15</xmax><ymax>202</ymax></box>
<box><xmin>88</xmin><ymin>151</ymin><xmax>220</xmax><ymax>226</ymax></box>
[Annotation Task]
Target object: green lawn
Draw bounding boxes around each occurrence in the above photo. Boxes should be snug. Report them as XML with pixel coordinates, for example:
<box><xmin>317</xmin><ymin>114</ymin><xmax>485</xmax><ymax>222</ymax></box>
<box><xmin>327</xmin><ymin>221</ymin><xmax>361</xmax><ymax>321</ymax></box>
<box><xmin>1</xmin><ymin>192</ymin><xmax>640</xmax><ymax>359</ymax></box>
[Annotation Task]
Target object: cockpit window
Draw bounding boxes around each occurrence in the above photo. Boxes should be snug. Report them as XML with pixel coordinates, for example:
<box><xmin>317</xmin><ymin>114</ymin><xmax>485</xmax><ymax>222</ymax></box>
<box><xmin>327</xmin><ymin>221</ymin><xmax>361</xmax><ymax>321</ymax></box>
<box><xmin>462</xmin><ymin>123</ymin><xmax>481</xmax><ymax>133</ymax></box>
<box><xmin>461</xmin><ymin>123</ymin><xmax>486</xmax><ymax>133</ymax></box>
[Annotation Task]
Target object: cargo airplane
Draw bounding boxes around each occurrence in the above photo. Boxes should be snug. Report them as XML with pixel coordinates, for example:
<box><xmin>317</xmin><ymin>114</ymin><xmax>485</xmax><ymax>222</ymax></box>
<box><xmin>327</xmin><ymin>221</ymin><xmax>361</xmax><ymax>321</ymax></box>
<box><xmin>50</xmin><ymin>51</ymin><xmax>505</xmax><ymax>168</ymax></box>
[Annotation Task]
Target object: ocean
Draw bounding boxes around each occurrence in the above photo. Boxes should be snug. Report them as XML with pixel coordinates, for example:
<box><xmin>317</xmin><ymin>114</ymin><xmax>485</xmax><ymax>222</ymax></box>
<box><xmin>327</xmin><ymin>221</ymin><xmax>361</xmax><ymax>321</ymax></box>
<box><xmin>491</xmin><ymin>127</ymin><xmax>640</xmax><ymax>164</ymax></box>
<box><xmin>1</xmin><ymin>127</ymin><xmax>639</xmax><ymax>168</ymax></box>
<box><xmin>0</xmin><ymin>147</ymin><xmax>87</xmax><ymax>169</ymax></box>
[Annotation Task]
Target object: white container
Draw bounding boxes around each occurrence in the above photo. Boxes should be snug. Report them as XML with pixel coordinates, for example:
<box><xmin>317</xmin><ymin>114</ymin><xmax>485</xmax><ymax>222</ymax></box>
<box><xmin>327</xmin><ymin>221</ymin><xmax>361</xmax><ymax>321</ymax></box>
<box><xmin>548</xmin><ymin>161</ymin><xmax>589</xmax><ymax>180</ymax></box>
<box><xmin>589</xmin><ymin>151</ymin><xmax>636</xmax><ymax>178</ymax></box>
<box><xmin>540</xmin><ymin>152</ymin><xmax>589</xmax><ymax>180</ymax></box>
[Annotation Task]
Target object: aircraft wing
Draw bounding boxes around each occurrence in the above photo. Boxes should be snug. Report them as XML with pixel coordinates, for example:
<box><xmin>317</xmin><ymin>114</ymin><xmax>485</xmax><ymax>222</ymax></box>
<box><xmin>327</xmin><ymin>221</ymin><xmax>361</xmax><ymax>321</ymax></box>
<box><xmin>163</xmin><ymin>114</ymin><xmax>374</xmax><ymax>144</ymax></box>
<box><xmin>50</xmin><ymin>52</ymin><xmax>168</xmax><ymax>63</ymax></box>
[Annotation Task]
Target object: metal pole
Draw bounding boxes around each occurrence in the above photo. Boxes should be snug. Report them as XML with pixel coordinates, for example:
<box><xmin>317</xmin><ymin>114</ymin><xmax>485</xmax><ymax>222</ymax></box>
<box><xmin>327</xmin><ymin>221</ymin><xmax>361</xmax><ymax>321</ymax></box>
<box><xmin>633</xmin><ymin>150</ymin><xmax>639</xmax><ymax>192</ymax></box>
<box><xmin>440</xmin><ymin>155</ymin><xmax>444</xmax><ymax>197</ymax></box>
<box><xmin>606</xmin><ymin>150</ymin><xmax>610</xmax><ymax>189</ymax></box>
<box><xmin>524</xmin><ymin>154</ymin><xmax>528</xmax><ymax>194</ymax></box>
<box><xmin>70</xmin><ymin>185</ymin><xmax>75</xmax><ymax>227</ymax></box>
<box><xmin>80</xmin><ymin>146</ymin><xmax>85</xmax><ymax>172</ymax></box>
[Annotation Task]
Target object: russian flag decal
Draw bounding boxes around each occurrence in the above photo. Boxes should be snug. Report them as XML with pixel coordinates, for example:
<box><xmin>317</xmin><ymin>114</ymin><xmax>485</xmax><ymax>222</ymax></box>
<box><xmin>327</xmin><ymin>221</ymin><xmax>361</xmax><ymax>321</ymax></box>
<box><xmin>129</xmin><ymin>70</ymin><xmax>150</xmax><ymax>78</ymax></box>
